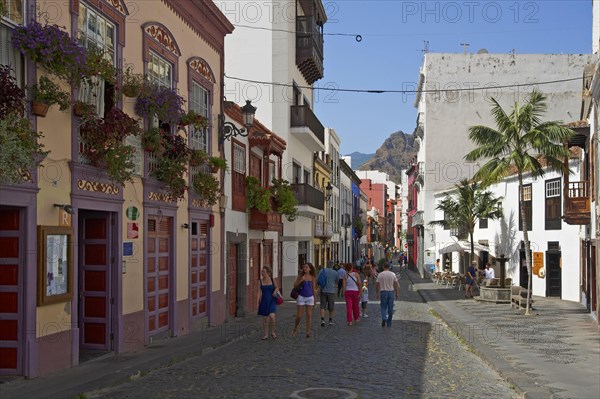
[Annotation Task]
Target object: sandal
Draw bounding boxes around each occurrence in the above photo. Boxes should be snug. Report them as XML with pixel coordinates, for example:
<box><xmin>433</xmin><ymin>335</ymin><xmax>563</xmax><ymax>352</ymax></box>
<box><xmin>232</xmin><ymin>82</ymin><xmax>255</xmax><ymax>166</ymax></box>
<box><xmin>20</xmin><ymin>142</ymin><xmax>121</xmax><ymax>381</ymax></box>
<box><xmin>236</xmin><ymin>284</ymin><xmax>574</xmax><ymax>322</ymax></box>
<box><xmin>271</xmin><ymin>333</ymin><xmax>277</xmax><ymax>339</ymax></box>
<box><xmin>261</xmin><ymin>336</ymin><xmax>269</xmax><ymax>340</ymax></box>
<box><xmin>291</xmin><ymin>329</ymin><xmax>297</xmax><ymax>337</ymax></box>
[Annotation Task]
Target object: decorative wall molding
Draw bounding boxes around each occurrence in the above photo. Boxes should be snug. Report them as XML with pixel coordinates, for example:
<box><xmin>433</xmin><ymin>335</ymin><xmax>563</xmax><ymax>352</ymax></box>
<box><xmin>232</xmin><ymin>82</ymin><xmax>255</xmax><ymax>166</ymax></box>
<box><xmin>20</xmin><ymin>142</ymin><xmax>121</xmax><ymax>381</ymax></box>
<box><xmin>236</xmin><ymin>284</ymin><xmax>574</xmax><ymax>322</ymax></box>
<box><xmin>148</xmin><ymin>191</ymin><xmax>176</xmax><ymax>203</ymax></box>
<box><xmin>143</xmin><ymin>23</ymin><xmax>181</xmax><ymax>57</ymax></box>
<box><xmin>188</xmin><ymin>57</ymin><xmax>215</xmax><ymax>84</ymax></box>
<box><xmin>77</xmin><ymin>179</ymin><xmax>120</xmax><ymax>195</ymax></box>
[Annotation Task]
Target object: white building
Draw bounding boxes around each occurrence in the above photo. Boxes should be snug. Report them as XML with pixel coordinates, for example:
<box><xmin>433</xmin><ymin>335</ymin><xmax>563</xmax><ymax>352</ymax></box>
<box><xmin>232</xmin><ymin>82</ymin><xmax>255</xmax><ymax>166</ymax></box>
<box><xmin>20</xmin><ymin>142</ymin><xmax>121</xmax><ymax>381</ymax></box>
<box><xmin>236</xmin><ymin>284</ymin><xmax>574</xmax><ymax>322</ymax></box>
<box><xmin>222</xmin><ymin>0</ymin><xmax>328</xmax><ymax>291</ymax></box>
<box><xmin>432</xmin><ymin>160</ymin><xmax>583</xmax><ymax>301</ymax></box>
<box><xmin>413</xmin><ymin>52</ymin><xmax>596</xmax><ymax>276</ymax></box>
<box><xmin>325</xmin><ymin>128</ymin><xmax>341</xmax><ymax>262</ymax></box>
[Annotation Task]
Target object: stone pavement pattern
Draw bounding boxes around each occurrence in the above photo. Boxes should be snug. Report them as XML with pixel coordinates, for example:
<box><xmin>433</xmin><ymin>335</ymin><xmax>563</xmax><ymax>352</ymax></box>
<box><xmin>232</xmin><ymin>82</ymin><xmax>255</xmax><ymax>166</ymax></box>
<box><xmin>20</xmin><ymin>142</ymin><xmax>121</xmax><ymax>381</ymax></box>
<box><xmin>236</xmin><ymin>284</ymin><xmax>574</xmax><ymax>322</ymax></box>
<box><xmin>409</xmin><ymin>270</ymin><xmax>600</xmax><ymax>399</ymax></box>
<box><xmin>87</xmin><ymin>270</ymin><xmax>518</xmax><ymax>399</ymax></box>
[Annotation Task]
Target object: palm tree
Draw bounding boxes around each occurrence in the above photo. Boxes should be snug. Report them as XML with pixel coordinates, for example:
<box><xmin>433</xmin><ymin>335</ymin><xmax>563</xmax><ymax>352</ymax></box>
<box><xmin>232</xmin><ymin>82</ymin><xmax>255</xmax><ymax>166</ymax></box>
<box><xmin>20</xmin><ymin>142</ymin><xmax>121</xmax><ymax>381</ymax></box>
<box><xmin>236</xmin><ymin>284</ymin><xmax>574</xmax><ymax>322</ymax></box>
<box><xmin>465</xmin><ymin>90</ymin><xmax>574</xmax><ymax>315</ymax></box>
<box><xmin>429</xmin><ymin>179</ymin><xmax>503</xmax><ymax>273</ymax></box>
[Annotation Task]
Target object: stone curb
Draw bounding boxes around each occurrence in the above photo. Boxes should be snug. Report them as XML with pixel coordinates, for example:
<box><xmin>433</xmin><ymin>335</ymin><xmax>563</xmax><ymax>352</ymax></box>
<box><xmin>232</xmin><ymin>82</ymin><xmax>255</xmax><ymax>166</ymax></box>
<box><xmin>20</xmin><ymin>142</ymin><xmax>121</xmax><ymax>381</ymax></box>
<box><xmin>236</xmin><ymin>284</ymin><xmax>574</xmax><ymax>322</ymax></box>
<box><xmin>403</xmin><ymin>270</ymin><xmax>548</xmax><ymax>399</ymax></box>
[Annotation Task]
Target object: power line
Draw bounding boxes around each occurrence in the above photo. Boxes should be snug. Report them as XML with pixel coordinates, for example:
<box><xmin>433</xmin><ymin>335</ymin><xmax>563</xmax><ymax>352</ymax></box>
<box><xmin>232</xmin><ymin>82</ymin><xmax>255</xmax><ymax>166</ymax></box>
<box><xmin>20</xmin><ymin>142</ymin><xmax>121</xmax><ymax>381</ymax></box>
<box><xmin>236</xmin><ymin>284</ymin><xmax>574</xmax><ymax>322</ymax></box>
<box><xmin>225</xmin><ymin>74</ymin><xmax>590</xmax><ymax>94</ymax></box>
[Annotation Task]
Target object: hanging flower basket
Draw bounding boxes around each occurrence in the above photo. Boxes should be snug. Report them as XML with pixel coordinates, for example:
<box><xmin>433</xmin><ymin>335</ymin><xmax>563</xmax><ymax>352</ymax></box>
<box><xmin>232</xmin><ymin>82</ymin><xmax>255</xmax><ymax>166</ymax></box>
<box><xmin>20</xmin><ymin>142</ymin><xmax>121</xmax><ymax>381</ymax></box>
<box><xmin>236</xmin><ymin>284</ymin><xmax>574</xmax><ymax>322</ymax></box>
<box><xmin>31</xmin><ymin>100</ymin><xmax>49</xmax><ymax>117</ymax></box>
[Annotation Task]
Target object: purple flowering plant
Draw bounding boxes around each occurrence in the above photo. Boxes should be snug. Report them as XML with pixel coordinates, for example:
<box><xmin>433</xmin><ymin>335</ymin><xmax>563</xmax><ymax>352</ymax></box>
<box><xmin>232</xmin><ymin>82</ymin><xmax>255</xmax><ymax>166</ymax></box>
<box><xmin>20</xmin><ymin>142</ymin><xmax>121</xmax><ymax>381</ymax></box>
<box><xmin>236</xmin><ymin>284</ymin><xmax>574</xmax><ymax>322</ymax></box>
<box><xmin>12</xmin><ymin>21</ymin><xmax>86</xmax><ymax>84</ymax></box>
<box><xmin>135</xmin><ymin>84</ymin><xmax>186</xmax><ymax>125</ymax></box>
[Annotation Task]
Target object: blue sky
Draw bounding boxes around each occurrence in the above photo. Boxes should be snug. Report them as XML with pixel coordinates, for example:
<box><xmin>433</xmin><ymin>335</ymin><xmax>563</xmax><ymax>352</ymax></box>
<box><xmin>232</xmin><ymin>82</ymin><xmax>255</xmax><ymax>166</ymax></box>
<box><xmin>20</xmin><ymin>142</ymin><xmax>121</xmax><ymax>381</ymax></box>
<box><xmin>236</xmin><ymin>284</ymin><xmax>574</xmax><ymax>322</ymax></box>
<box><xmin>314</xmin><ymin>0</ymin><xmax>592</xmax><ymax>154</ymax></box>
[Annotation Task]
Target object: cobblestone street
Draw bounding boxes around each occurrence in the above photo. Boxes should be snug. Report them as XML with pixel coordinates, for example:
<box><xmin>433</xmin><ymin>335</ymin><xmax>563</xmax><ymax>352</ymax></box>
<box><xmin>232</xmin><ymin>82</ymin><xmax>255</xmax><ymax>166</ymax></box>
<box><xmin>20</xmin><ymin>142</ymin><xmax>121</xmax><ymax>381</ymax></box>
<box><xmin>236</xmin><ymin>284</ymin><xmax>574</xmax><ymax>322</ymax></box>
<box><xmin>88</xmin><ymin>271</ymin><xmax>518</xmax><ymax>399</ymax></box>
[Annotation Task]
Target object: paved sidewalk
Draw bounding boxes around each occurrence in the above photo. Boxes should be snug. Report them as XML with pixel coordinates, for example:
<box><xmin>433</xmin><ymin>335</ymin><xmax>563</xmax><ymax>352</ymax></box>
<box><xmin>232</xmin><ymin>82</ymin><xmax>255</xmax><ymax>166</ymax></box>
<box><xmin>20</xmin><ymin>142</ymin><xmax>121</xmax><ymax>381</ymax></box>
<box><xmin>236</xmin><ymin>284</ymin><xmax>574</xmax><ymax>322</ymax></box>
<box><xmin>405</xmin><ymin>269</ymin><xmax>600</xmax><ymax>399</ymax></box>
<box><xmin>0</xmin><ymin>304</ymin><xmax>300</xmax><ymax>399</ymax></box>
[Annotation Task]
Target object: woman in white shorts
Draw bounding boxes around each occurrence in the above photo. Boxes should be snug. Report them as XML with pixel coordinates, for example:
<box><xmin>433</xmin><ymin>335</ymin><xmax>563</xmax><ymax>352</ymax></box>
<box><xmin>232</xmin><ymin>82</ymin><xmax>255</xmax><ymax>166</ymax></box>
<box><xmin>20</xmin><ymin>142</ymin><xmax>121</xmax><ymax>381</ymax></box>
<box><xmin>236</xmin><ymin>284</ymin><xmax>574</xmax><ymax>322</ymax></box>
<box><xmin>292</xmin><ymin>262</ymin><xmax>317</xmax><ymax>338</ymax></box>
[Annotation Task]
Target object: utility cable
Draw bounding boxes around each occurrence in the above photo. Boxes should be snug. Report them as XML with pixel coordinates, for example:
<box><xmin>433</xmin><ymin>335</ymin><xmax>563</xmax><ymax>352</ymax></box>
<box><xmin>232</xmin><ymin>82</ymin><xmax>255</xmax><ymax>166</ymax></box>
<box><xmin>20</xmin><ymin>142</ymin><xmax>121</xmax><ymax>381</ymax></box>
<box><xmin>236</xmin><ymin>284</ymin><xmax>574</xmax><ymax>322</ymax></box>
<box><xmin>225</xmin><ymin>74</ymin><xmax>592</xmax><ymax>94</ymax></box>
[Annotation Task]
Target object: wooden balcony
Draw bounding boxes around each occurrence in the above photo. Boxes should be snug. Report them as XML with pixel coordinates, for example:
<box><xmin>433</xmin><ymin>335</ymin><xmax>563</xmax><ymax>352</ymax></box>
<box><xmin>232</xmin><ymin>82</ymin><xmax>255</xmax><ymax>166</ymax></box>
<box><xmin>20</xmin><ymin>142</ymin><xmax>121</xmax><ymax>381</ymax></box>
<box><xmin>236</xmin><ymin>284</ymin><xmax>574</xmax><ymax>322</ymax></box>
<box><xmin>296</xmin><ymin>16</ymin><xmax>324</xmax><ymax>85</ymax></box>
<box><xmin>563</xmin><ymin>180</ymin><xmax>591</xmax><ymax>225</ymax></box>
<box><xmin>249</xmin><ymin>208</ymin><xmax>283</xmax><ymax>234</ymax></box>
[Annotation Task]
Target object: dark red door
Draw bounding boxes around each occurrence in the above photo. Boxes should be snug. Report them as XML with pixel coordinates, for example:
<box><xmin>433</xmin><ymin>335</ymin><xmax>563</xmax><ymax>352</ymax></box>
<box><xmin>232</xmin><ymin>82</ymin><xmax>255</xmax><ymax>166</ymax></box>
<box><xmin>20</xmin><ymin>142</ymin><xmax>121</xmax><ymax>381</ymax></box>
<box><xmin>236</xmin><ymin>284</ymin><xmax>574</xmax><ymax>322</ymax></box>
<box><xmin>79</xmin><ymin>212</ymin><xmax>112</xmax><ymax>350</ymax></box>
<box><xmin>228</xmin><ymin>243</ymin><xmax>237</xmax><ymax>317</ymax></box>
<box><xmin>190</xmin><ymin>221</ymin><xmax>208</xmax><ymax>318</ymax></box>
<box><xmin>147</xmin><ymin>217</ymin><xmax>172</xmax><ymax>335</ymax></box>
<box><xmin>0</xmin><ymin>208</ymin><xmax>22</xmax><ymax>374</ymax></box>
<box><xmin>248</xmin><ymin>241</ymin><xmax>261</xmax><ymax>313</ymax></box>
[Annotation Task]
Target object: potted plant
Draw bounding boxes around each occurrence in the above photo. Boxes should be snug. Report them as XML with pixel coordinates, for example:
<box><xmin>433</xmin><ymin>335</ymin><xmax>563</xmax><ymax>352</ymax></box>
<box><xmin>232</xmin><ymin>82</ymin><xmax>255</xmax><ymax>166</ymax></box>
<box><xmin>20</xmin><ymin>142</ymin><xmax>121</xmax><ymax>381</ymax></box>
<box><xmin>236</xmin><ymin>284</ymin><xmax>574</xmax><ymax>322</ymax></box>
<box><xmin>270</xmin><ymin>178</ymin><xmax>298</xmax><ymax>221</ymax></box>
<box><xmin>246</xmin><ymin>176</ymin><xmax>272</xmax><ymax>213</ymax></box>
<box><xmin>0</xmin><ymin>113</ymin><xmax>49</xmax><ymax>184</ymax></box>
<box><xmin>149</xmin><ymin>133</ymin><xmax>191</xmax><ymax>200</ymax></box>
<box><xmin>178</xmin><ymin>110</ymin><xmax>209</xmax><ymax>130</ymax></box>
<box><xmin>79</xmin><ymin>107</ymin><xmax>140</xmax><ymax>184</ymax></box>
<box><xmin>82</xmin><ymin>45</ymin><xmax>117</xmax><ymax>85</ymax></box>
<box><xmin>208</xmin><ymin>156</ymin><xmax>227</xmax><ymax>173</ymax></box>
<box><xmin>73</xmin><ymin>100</ymin><xmax>96</xmax><ymax>118</ymax></box>
<box><xmin>143</xmin><ymin>127</ymin><xmax>163</xmax><ymax>152</ymax></box>
<box><xmin>135</xmin><ymin>84</ymin><xmax>185</xmax><ymax>125</ymax></box>
<box><xmin>0</xmin><ymin>65</ymin><xmax>25</xmax><ymax>118</ymax></box>
<box><xmin>12</xmin><ymin>21</ymin><xmax>87</xmax><ymax>84</ymax></box>
<box><xmin>189</xmin><ymin>149</ymin><xmax>209</xmax><ymax>167</ymax></box>
<box><xmin>30</xmin><ymin>76</ymin><xmax>70</xmax><ymax>116</ymax></box>
<box><xmin>191</xmin><ymin>172</ymin><xmax>220</xmax><ymax>206</ymax></box>
<box><xmin>120</xmin><ymin>66</ymin><xmax>145</xmax><ymax>98</ymax></box>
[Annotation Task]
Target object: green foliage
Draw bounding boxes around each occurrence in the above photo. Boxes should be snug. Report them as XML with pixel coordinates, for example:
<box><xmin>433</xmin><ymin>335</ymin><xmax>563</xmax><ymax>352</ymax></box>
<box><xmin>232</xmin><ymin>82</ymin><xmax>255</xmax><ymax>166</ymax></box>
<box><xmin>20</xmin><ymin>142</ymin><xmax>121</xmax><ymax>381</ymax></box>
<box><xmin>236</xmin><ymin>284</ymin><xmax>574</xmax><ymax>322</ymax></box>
<box><xmin>120</xmin><ymin>66</ymin><xmax>145</xmax><ymax>98</ymax></box>
<box><xmin>149</xmin><ymin>133</ymin><xmax>190</xmax><ymax>200</ymax></box>
<box><xmin>82</xmin><ymin>45</ymin><xmax>117</xmax><ymax>85</ymax></box>
<box><xmin>464</xmin><ymin>90</ymin><xmax>572</xmax><ymax>314</ymax></box>
<box><xmin>270</xmin><ymin>178</ymin><xmax>298</xmax><ymax>221</ymax></box>
<box><xmin>353</xmin><ymin>217</ymin><xmax>364</xmax><ymax>238</ymax></box>
<box><xmin>143</xmin><ymin>128</ymin><xmax>163</xmax><ymax>152</ymax></box>
<box><xmin>179</xmin><ymin>110</ymin><xmax>209</xmax><ymax>130</ymax></box>
<box><xmin>246</xmin><ymin>176</ymin><xmax>272</xmax><ymax>213</ymax></box>
<box><xmin>79</xmin><ymin>107</ymin><xmax>140</xmax><ymax>184</ymax></box>
<box><xmin>191</xmin><ymin>172</ymin><xmax>220</xmax><ymax>207</ymax></box>
<box><xmin>30</xmin><ymin>76</ymin><xmax>70</xmax><ymax>111</ymax></box>
<box><xmin>189</xmin><ymin>149</ymin><xmax>209</xmax><ymax>166</ymax></box>
<box><xmin>0</xmin><ymin>65</ymin><xmax>25</xmax><ymax>118</ymax></box>
<box><xmin>208</xmin><ymin>156</ymin><xmax>228</xmax><ymax>172</ymax></box>
<box><xmin>0</xmin><ymin>113</ymin><xmax>49</xmax><ymax>184</ymax></box>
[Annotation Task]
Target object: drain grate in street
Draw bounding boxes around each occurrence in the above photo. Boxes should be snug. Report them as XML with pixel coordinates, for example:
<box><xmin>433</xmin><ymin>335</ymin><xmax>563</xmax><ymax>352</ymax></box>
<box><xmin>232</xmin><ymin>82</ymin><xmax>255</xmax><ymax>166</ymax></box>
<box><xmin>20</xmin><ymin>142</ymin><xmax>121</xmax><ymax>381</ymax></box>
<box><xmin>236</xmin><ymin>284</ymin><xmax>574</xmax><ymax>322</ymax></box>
<box><xmin>290</xmin><ymin>388</ymin><xmax>358</xmax><ymax>399</ymax></box>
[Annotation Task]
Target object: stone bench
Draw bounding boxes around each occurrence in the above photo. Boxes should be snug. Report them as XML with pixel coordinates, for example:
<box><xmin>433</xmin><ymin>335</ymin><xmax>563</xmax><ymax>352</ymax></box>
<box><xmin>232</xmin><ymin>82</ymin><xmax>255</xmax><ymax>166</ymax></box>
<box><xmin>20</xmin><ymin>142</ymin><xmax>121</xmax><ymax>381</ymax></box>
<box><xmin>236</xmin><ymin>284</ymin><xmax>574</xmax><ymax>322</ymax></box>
<box><xmin>511</xmin><ymin>286</ymin><xmax>534</xmax><ymax>309</ymax></box>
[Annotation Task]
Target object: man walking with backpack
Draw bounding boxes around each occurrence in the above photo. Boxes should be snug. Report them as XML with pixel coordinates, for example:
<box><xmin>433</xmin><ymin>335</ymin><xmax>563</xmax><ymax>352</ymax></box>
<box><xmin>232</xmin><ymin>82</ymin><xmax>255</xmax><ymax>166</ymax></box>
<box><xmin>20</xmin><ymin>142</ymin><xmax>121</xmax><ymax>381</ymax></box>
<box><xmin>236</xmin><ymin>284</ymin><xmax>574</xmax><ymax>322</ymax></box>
<box><xmin>317</xmin><ymin>263</ymin><xmax>339</xmax><ymax>326</ymax></box>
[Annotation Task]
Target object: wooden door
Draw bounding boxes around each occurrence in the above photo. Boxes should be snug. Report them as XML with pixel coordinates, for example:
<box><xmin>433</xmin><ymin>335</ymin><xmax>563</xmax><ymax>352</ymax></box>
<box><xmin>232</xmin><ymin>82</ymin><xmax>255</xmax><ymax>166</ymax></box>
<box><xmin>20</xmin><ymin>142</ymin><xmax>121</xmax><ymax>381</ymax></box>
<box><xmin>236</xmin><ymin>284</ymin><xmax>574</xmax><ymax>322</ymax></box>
<box><xmin>147</xmin><ymin>217</ymin><xmax>172</xmax><ymax>335</ymax></box>
<box><xmin>248</xmin><ymin>241</ymin><xmax>261</xmax><ymax>313</ymax></box>
<box><xmin>190</xmin><ymin>221</ymin><xmax>208</xmax><ymax>318</ymax></box>
<box><xmin>0</xmin><ymin>208</ymin><xmax>22</xmax><ymax>374</ymax></box>
<box><xmin>79</xmin><ymin>212</ymin><xmax>112</xmax><ymax>350</ymax></box>
<box><xmin>546</xmin><ymin>251</ymin><xmax>562</xmax><ymax>297</ymax></box>
<box><xmin>228</xmin><ymin>243</ymin><xmax>237</xmax><ymax>317</ymax></box>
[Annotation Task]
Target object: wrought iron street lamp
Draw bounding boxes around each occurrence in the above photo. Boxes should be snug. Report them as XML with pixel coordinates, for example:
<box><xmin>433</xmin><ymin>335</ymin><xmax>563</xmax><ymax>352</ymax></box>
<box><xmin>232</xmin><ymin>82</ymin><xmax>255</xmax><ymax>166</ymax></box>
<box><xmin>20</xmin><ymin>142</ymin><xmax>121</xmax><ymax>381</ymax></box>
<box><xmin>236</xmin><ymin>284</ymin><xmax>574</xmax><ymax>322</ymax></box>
<box><xmin>325</xmin><ymin>182</ymin><xmax>333</xmax><ymax>202</ymax></box>
<box><xmin>219</xmin><ymin>100</ymin><xmax>257</xmax><ymax>145</ymax></box>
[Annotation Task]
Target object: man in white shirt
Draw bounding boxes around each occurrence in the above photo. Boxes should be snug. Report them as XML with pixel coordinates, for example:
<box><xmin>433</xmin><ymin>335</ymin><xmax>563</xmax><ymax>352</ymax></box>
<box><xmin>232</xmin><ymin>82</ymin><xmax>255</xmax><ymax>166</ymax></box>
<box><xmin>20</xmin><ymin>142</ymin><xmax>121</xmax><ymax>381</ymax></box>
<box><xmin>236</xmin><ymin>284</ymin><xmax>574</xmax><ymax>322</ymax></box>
<box><xmin>376</xmin><ymin>262</ymin><xmax>400</xmax><ymax>327</ymax></box>
<box><xmin>484</xmin><ymin>263</ymin><xmax>495</xmax><ymax>285</ymax></box>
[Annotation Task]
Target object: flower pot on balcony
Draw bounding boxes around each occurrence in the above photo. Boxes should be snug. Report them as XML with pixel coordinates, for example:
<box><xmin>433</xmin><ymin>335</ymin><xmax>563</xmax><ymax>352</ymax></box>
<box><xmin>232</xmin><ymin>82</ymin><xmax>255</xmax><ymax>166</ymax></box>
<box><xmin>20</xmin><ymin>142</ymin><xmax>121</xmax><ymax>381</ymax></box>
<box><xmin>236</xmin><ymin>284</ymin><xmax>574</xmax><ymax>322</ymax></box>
<box><xmin>31</xmin><ymin>101</ymin><xmax>49</xmax><ymax>117</ymax></box>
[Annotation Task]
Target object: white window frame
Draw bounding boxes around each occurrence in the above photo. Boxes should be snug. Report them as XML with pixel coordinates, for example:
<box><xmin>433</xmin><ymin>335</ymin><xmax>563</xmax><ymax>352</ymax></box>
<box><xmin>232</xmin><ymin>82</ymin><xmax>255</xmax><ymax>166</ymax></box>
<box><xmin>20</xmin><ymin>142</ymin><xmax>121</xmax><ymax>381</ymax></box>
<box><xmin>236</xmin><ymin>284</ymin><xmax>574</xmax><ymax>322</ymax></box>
<box><xmin>77</xmin><ymin>2</ymin><xmax>116</xmax><ymax>117</ymax></box>
<box><xmin>1</xmin><ymin>0</ymin><xmax>24</xmax><ymax>25</ymax></box>
<box><xmin>546</xmin><ymin>179</ymin><xmax>561</xmax><ymax>197</ymax></box>
<box><xmin>189</xmin><ymin>81</ymin><xmax>209</xmax><ymax>153</ymax></box>
<box><xmin>233</xmin><ymin>142</ymin><xmax>245</xmax><ymax>174</ymax></box>
<box><xmin>148</xmin><ymin>50</ymin><xmax>172</xmax><ymax>89</ymax></box>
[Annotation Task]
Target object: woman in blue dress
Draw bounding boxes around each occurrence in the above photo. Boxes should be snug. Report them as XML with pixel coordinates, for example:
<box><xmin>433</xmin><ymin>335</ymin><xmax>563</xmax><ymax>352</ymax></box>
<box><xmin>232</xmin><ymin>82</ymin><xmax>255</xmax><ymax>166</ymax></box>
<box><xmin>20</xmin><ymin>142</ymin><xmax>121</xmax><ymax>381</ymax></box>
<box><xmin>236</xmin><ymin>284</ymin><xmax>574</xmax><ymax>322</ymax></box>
<box><xmin>258</xmin><ymin>266</ymin><xmax>279</xmax><ymax>340</ymax></box>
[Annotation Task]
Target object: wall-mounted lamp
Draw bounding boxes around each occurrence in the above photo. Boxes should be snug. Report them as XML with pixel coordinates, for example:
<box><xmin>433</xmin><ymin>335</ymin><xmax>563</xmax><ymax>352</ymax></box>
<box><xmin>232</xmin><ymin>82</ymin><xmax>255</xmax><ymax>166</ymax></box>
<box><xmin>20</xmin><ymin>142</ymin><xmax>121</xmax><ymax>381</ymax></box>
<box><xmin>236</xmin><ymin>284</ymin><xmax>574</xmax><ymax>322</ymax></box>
<box><xmin>182</xmin><ymin>223</ymin><xmax>189</xmax><ymax>229</ymax></box>
<box><xmin>218</xmin><ymin>100</ymin><xmax>256</xmax><ymax>145</ymax></box>
<box><xmin>325</xmin><ymin>182</ymin><xmax>333</xmax><ymax>202</ymax></box>
<box><xmin>54</xmin><ymin>204</ymin><xmax>74</xmax><ymax>214</ymax></box>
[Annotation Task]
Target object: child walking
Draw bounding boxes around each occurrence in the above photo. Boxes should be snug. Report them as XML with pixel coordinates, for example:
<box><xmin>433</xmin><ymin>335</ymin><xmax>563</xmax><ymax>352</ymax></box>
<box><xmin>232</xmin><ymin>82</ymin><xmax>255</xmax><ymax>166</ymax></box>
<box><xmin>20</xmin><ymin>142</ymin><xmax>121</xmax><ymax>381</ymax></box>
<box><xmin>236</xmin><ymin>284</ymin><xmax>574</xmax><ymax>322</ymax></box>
<box><xmin>360</xmin><ymin>279</ymin><xmax>369</xmax><ymax>317</ymax></box>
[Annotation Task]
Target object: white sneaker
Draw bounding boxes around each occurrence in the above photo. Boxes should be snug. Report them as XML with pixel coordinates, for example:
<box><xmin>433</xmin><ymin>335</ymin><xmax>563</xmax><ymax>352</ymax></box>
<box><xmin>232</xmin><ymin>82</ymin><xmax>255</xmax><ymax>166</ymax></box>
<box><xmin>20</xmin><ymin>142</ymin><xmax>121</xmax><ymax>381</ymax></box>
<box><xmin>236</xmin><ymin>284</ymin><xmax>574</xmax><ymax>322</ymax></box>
<box><xmin>362</xmin><ymin>314</ymin><xmax>369</xmax><ymax>318</ymax></box>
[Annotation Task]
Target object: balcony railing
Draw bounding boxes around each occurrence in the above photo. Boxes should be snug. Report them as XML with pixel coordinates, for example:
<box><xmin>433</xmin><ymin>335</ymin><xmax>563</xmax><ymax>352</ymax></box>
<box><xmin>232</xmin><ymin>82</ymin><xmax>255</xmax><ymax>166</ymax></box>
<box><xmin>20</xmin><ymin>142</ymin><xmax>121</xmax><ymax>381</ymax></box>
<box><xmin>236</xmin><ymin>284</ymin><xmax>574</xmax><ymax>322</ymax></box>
<box><xmin>314</xmin><ymin>220</ymin><xmax>333</xmax><ymax>238</ymax></box>
<box><xmin>563</xmin><ymin>180</ymin><xmax>591</xmax><ymax>225</ymax></box>
<box><xmin>296</xmin><ymin>16</ymin><xmax>324</xmax><ymax>84</ymax></box>
<box><xmin>291</xmin><ymin>183</ymin><xmax>324</xmax><ymax>210</ymax></box>
<box><xmin>290</xmin><ymin>105</ymin><xmax>325</xmax><ymax>145</ymax></box>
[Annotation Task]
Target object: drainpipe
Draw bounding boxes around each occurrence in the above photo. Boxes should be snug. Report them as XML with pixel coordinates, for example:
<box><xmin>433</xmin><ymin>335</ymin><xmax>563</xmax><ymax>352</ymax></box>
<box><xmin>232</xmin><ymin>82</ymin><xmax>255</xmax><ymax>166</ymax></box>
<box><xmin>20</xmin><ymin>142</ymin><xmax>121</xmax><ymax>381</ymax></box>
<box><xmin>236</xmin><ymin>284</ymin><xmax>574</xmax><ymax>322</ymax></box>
<box><xmin>586</xmin><ymin>225</ymin><xmax>592</xmax><ymax>312</ymax></box>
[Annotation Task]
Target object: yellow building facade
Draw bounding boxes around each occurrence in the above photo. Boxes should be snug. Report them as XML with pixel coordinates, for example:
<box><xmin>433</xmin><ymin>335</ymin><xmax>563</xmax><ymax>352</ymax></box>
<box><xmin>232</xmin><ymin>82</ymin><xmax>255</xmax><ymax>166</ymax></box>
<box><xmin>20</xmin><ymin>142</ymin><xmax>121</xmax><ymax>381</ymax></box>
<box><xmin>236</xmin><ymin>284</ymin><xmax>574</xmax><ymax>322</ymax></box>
<box><xmin>312</xmin><ymin>152</ymin><xmax>332</xmax><ymax>269</ymax></box>
<box><xmin>0</xmin><ymin>0</ymin><xmax>232</xmax><ymax>377</ymax></box>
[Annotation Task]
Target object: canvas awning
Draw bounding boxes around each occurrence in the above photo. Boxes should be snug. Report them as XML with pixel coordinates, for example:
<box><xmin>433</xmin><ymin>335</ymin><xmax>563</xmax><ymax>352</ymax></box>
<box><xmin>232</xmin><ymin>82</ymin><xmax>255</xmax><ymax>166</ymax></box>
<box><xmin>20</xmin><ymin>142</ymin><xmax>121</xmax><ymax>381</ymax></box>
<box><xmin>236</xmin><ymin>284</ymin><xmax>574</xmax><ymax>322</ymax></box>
<box><xmin>439</xmin><ymin>240</ymin><xmax>495</xmax><ymax>256</ymax></box>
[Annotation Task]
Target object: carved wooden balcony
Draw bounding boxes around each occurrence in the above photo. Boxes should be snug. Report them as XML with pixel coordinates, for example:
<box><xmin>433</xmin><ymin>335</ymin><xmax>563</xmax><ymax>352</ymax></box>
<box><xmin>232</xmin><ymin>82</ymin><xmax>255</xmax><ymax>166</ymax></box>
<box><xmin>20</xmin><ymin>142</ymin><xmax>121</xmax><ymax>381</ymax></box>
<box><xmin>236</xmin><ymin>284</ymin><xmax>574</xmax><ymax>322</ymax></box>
<box><xmin>296</xmin><ymin>16</ymin><xmax>324</xmax><ymax>85</ymax></box>
<box><xmin>563</xmin><ymin>180</ymin><xmax>591</xmax><ymax>225</ymax></box>
<box><xmin>249</xmin><ymin>207</ymin><xmax>283</xmax><ymax>234</ymax></box>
